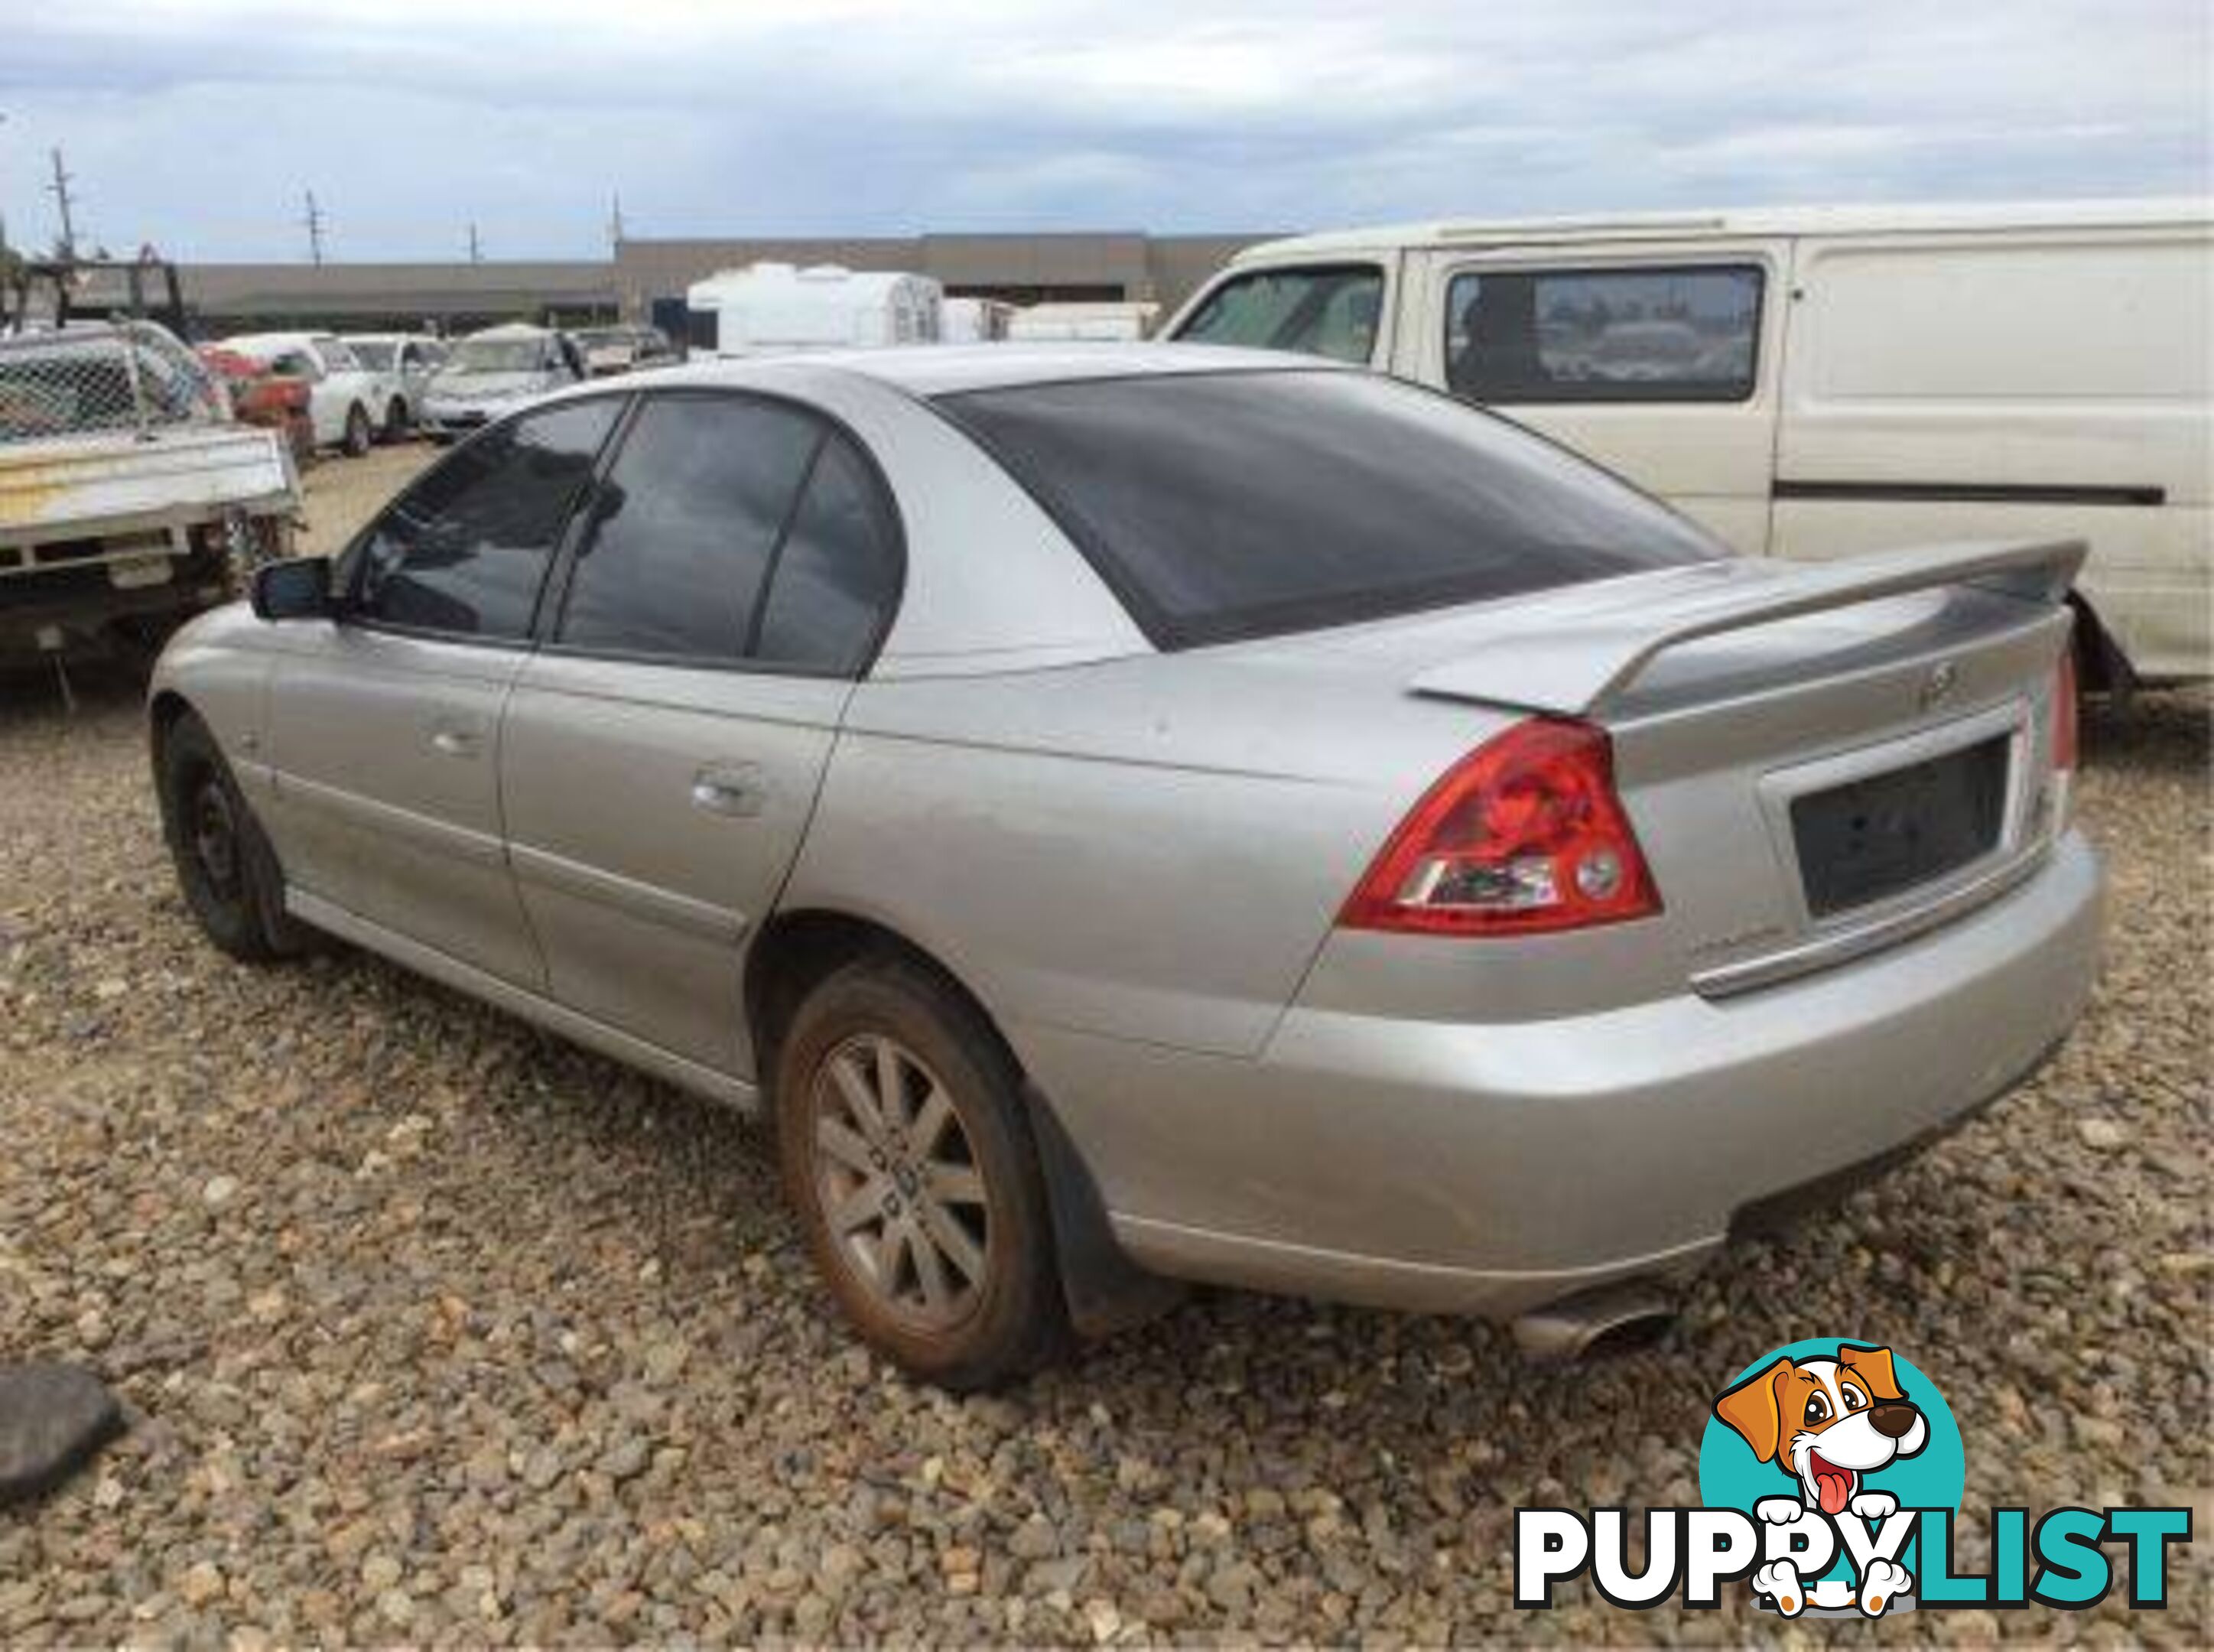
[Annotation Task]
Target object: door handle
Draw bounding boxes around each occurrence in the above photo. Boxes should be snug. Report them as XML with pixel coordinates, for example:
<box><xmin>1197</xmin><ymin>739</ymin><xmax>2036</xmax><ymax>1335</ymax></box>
<box><xmin>690</xmin><ymin>763</ymin><xmax>766</xmax><ymax>818</ymax></box>
<box><xmin>429</xmin><ymin>721</ymin><xmax>482</xmax><ymax>758</ymax></box>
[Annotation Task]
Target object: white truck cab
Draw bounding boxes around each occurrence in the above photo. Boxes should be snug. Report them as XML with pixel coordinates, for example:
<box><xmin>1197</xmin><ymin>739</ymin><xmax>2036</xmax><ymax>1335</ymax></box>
<box><xmin>1167</xmin><ymin>199</ymin><xmax>2212</xmax><ymax>685</ymax></box>
<box><xmin>684</xmin><ymin>264</ymin><xmax>943</xmax><ymax>358</ymax></box>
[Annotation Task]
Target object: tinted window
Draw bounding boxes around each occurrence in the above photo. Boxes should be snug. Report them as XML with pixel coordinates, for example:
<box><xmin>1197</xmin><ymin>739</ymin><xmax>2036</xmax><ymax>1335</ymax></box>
<box><xmin>1174</xmin><ymin>265</ymin><xmax>1384</xmax><ymax>364</ymax></box>
<box><xmin>1445</xmin><ymin>265</ymin><xmax>1762</xmax><ymax>404</ymax></box>
<box><xmin>752</xmin><ymin>433</ymin><xmax>902</xmax><ymax>674</ymax></box>
<box><xmin>938</xmin><ymin>370</ymin><xmax>1720</xmax><ymax>648</ymax></box>
<box><xmin>556</xmin><ymin>395</ymin><xmax>820</xmax><ymax>661</ymax></box>
<box><xmin>354</xmin><ymin>398</ymin><xmax>619</xmax><ymax>638</ymax></box>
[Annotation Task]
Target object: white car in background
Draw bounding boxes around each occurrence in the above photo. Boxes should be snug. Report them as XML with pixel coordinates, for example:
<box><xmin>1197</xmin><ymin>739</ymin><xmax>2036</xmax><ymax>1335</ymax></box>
<box><xmin>418</xmin><ymin>324</ymin><xmax>584</xmax><ymax>441</ymax></box>
<box><xmin>571</xmin><ymin>324</ymin><xmax>678</xmax><ymax>377</ymax></box>
<box><xmin>215</xmin><ymin>332</ymin><xmax>401</xmax><ymax>457</ymax></box>
<box><xmin>340</xmin><ymin>333</ymin><xmax>448</xmax><ymax>434</ymax></box>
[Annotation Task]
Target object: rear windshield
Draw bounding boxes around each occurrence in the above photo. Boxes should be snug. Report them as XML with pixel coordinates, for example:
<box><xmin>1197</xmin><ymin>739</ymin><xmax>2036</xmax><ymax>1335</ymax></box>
<box><xmin>935</xmin><ymin>369</ymin><xmax>1721</xmax><ymax>647</ymax></box>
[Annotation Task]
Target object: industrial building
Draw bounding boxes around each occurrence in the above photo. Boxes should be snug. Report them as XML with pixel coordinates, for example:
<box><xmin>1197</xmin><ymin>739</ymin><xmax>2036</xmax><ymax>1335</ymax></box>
<box><xmin>172</xmin><ymin>230</ymin><xmax>1267</xmax><ymax>334</ymax></box>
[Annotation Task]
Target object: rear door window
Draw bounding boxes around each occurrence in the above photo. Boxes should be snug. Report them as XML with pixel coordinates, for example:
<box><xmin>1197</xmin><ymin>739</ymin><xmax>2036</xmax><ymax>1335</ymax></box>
<box><xmin>1173</xmin><ymin>265</ymin><xmax>1385</xmax><ymax>364</ymax></box>
<box><xmin>937</xmin><ymin>369</ymin><xmax>1719</xmax><ymax>649</ymax></box>
<box><xmin>551</xmin><ymin>395</ymin><xmax>902</xmax><ymax>675</ymax></box>
<box><xmin>554</xmin><ymin>395</ymin><xmax>821</xmax><ymax>663</ymax></box>
<box><xmin>350</xmin><ymin>398</ymin><xmax>622</xmax><ymax>639</ymax></box>
<box><xmin>749</xmin><ymin>432</ymin><xmax>902</xmax><ymax>675</ymax></box>
<box><xmin>1444</xmin><ymin>265</ymin><xmax>1763</xmax><ymax>403</ymax></box>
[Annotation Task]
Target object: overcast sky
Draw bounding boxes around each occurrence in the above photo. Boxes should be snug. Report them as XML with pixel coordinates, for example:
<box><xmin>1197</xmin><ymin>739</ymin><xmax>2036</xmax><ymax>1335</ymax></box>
<box><xmin>2</xmin><ymin>0</ymin><xmax>2206</xmax><ymax>262</ymax></box>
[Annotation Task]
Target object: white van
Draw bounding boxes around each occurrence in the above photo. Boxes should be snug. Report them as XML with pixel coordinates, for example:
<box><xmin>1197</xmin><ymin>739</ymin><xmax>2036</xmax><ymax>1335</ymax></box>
<box><xmin>1166</xmin><ymin>200</ymin><xmax>2212</xmax><ymax>685</ymax></box>
<box><xmin>684</xmin><ymin>263</ymin><xmax>943</xmax><ymax>358</ymax></box>
<box><xmin>1005</xmin><ymin>301</ymin><xmax>1161</xmax><ymax>343</ymax></box>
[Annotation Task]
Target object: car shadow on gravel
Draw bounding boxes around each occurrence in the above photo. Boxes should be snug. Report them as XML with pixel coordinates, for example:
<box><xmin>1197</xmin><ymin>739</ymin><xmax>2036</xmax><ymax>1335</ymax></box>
<box><xmin>0</xmin><ymin>660</ymin><xmax>148</xmax><ymax>728</ymax></box>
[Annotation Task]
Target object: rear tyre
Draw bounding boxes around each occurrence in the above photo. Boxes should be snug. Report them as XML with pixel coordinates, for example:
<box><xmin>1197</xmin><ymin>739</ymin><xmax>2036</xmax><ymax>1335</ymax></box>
<box><xmin>342</xmin><ymin>403</ymin><xmax>373</xmax><ymax>457</ymax></box>
<box><xmin>775</xmin><ymin>958</ymin><xmax>1067</xmax><ymax>1390</ymax></box>
<box><xmin>157</xmin><ymin>711</ymin><xmax>316</xmax><ymax>963</ymax></box>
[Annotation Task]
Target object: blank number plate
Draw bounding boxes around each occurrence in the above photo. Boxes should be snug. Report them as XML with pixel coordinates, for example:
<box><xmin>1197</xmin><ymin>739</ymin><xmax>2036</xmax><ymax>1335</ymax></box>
<box><xmin>1791</xmin><ymin>735</ymin><xmax>2010</xmax><ymax>918</ymax></box>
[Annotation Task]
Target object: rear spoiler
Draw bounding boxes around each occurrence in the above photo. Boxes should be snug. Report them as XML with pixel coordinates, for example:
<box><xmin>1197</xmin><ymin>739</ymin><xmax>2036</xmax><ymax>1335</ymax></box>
<box><xmin>1408</xmin><ymin>538</ymin><xmax>2086</xmax><ymax>718</ymax></box>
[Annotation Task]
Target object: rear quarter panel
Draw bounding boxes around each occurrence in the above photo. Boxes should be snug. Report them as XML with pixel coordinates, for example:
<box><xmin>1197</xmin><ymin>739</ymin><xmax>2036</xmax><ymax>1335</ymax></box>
<box><xmin>779</xmin><ymin>652</ymin><xmax>1495</xmax><ymax>1057</ymax></box>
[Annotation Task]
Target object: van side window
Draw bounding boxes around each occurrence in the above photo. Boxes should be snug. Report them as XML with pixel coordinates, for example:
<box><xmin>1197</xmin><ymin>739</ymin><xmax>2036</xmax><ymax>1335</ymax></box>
<box><xmin>1175</xmin><ymin>265</ymin><xmax>1384</xmax><ymax>365</ymax></box>
<box><xmin>1444</xmin><ymin>265</ymin><xmax>1763</xmax><ymax>404</ymax></box>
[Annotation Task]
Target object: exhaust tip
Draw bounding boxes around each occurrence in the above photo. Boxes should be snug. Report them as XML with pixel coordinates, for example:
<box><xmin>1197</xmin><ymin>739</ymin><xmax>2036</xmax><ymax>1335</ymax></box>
<box><xmin>1513</xmin><ymin>1285</ymin><xmax>1676</xmax><ymax>1363</ymax></box>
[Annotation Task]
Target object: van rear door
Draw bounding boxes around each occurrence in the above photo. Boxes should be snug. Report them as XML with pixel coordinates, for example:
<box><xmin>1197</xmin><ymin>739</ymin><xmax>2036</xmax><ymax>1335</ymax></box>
<box><xmin>1397</xmin><ymin>239</ymin><xmax>1788</xmax><ymax>557</ymax></box>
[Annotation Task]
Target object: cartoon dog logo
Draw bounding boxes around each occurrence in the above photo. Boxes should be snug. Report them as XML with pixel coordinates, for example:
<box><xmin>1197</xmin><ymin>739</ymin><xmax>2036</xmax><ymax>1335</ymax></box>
<box><xmin>1713</xmin><ymin>1342</ymin><xmax>1928</xmax><ymax>1616</ymax></box>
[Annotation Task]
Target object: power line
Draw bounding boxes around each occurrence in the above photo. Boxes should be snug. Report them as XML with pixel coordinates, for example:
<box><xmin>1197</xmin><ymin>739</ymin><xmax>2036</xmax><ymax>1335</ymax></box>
<box><xmin>302</xmin><ymin>189</ymin><xmax>325</xmax><ymax>265</ymax></box>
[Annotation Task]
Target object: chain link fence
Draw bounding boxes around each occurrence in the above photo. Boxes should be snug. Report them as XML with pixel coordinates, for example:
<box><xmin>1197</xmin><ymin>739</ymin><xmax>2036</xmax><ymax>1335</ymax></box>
<box><xmin>0</xmin><ymin>321</ymin><xmax>226</xmax><ymax>447</ymax></box>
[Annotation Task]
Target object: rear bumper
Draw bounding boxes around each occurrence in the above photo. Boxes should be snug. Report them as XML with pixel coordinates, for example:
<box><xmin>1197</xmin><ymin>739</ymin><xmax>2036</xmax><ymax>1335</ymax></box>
<box><xmin>1020</xmin><ymin>831</ymin><xmax>2102</xmax><ymax>1317</ymax></box>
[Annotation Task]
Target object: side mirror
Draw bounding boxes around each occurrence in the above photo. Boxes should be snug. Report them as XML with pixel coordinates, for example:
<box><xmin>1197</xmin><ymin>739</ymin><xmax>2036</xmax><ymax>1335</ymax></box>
<box><xmin>251</xmin><ymin>555</ymin><xmax>336</xmax><ymax>622</ymax></box>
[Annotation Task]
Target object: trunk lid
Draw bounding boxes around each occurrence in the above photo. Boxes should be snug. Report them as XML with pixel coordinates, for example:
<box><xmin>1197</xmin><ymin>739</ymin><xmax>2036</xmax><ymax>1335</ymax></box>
<box><xmin>1395</xmin><ymin>538</ymin><xmax>2082</xmax><ymax>997</ymax></box>
<box><xmin>1299</xmin><ymin>538</ymin><xmax>2083</xmax><ymax>1000</ymax></box>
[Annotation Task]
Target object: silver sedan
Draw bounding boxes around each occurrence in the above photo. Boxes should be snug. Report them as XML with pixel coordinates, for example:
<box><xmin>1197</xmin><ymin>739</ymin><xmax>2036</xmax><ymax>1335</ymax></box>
<box><xmin>150</xmin><ymin>346</ymin><xmax>2102</xmax><ymax>1387</ymax></box>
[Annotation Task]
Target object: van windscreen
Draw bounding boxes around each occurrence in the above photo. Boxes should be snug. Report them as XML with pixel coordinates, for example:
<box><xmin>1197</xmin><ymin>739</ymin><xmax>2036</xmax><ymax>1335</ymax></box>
<box><xmin>934</xmin><ymin>369</ymin><xmax>1722</xmax><ymax>648</ymax></box>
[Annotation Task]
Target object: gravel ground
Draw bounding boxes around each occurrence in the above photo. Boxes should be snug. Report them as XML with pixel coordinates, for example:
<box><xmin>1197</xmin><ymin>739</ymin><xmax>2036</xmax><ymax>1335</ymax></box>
<box><xmin>0</xmin><ymin>449</ymin><xmax>2206</xmax><ymax>1645</ymax></box>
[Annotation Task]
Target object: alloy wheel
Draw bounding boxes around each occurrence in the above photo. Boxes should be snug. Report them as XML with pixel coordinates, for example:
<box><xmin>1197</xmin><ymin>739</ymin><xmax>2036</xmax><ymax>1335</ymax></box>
<box><xmin>808</xmin><ymin>1032</ymin><xmax>992</xmax><ymax>1331</ymax></box>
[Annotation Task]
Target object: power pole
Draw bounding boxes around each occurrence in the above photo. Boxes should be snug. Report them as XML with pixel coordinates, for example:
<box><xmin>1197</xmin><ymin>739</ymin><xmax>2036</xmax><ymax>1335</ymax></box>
<box><xmin>302</xmin><ymin>189</ymin><xmax>325</xmax><ymax>265</ymax></box>
<box><xmin>608</xmin><ymin>192</ymin><xmax>625</xmax><ymax>250</ymax></box>
<box><xmin>48</xmin><ymin>147</ymin><xmax>78</xmax><ymax>262</ymax></box>
<box><xmin>467</xmin><ymin>222</ymin><xmax>483</xmax><ymax>263</ymax></box>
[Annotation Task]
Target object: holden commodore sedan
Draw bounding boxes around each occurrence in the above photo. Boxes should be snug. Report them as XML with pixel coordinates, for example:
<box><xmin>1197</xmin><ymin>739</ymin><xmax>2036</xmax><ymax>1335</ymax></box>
<box><xmin>149</xmin><ymin>346</ymin><xmax>2102</xmax><ymax>1387</ymax></box>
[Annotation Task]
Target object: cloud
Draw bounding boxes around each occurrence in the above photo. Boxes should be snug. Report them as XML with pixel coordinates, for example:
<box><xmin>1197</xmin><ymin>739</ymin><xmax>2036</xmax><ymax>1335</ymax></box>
<box><xmin>0</xmin><ymin>0</ymin><xmax>2204</xmax><ymax>259</ymax></box>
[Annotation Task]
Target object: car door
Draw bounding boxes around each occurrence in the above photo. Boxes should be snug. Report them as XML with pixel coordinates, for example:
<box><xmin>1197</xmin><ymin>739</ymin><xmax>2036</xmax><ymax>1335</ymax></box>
<box><xmin>1401</xmin><ymin>245</ymin><xmax>1786</xmax><ymax>554</ymax></box>
<box><xmin>262</xmin><ymin>395</ymin><xmax>627</xmax><ymax>986</ymax></box>
<box><xmin>499</xmin><ymin>389</ymin><xmax>902</xmax><ymax>1075</ymax></box>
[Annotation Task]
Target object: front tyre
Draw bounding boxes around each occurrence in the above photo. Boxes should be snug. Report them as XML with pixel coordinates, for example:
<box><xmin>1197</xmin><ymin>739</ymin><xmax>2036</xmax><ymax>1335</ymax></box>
<box><xmin>157</xmin><ymin>711</ymin><xmax>315</xmax><ymax>963</ymax></box>
<box><xmin>775</xmin><ymin>958</ymin><xmax>1067</xmax><ymax>1390</ymax></box>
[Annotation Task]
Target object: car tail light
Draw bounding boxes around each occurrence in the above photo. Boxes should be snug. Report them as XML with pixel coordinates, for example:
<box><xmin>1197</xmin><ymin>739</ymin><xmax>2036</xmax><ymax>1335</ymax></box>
<box><xmin>1339</xmin><ymin>717</ymin><xmax>1661</xmax><ymax>936</ymax></box>
<box><xmin>2047</xmin><ymin>645</ymin><xmax>2079</xmax><ymax>834</ymax></box>
<box><xmin>2051</xmin><ymin>646</ymin><xmax>2079</xmax><ymax>775</ymax></box>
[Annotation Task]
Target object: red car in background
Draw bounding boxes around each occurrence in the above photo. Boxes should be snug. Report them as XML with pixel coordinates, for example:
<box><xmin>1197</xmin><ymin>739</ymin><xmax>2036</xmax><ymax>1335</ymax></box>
<box><xmin>197</xmin><ymin>346</ymin><xmax>315</xmax><ymax>463</ymax></box>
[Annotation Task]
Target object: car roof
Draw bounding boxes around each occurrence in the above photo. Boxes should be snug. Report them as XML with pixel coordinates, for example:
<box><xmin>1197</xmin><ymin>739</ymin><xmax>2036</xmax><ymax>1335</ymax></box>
<box><xmin>644</xmin><ymin>342</ymin><xmax>1342</xmax><ymax>398</ymax></box>
<box><xmin>1231</xmin><ymin>196</ymin><xmax>2214</xmax><ymax>263</ymax></box>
